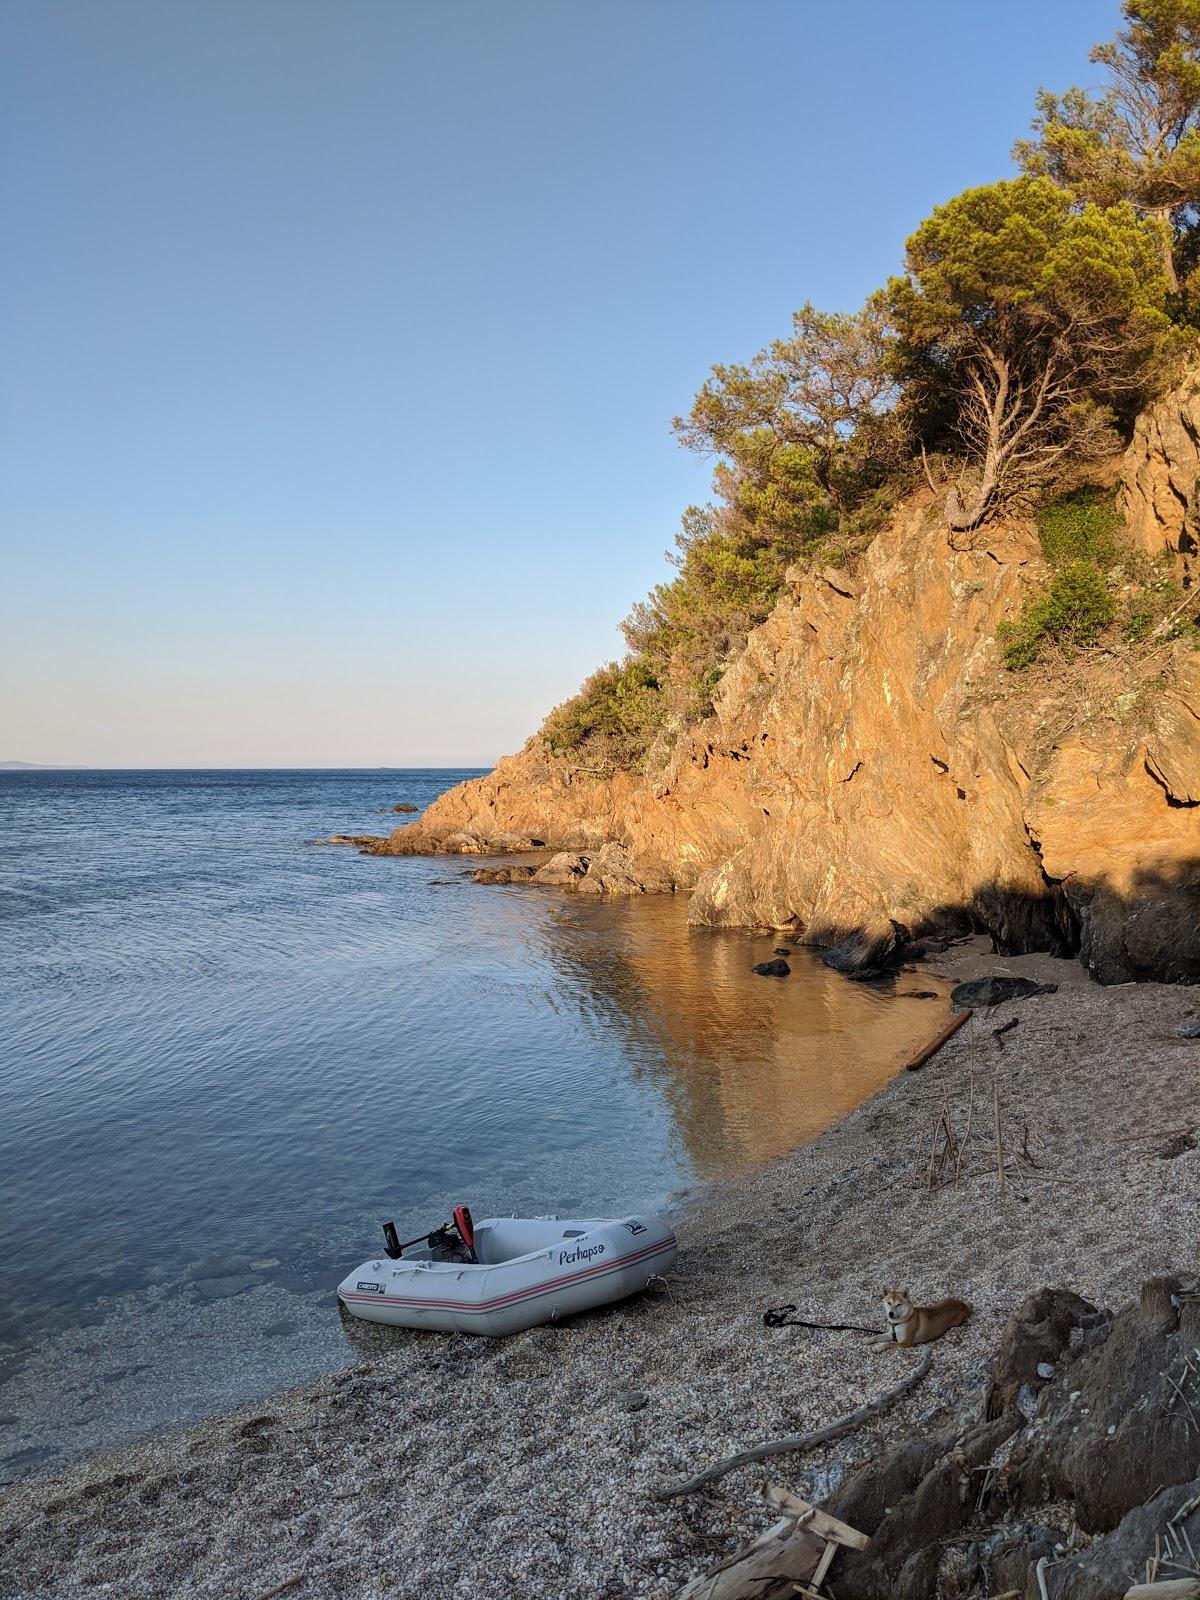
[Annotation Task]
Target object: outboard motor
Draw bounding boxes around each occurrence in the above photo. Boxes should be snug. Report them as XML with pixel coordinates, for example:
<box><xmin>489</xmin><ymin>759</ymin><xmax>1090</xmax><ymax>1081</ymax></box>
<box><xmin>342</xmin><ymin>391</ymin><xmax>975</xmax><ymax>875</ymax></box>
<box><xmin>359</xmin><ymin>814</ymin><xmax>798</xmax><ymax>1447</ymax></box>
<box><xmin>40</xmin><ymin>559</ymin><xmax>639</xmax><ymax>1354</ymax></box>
<box><xmin>382</xmin><ymin>1221</ymin><xmax>403</xmax><ymax>1259</ymax></box>
<box><xmin>453</xmin><ymin>1204</ymin><xmax>476</xmax><ymax>1262</ymax></box>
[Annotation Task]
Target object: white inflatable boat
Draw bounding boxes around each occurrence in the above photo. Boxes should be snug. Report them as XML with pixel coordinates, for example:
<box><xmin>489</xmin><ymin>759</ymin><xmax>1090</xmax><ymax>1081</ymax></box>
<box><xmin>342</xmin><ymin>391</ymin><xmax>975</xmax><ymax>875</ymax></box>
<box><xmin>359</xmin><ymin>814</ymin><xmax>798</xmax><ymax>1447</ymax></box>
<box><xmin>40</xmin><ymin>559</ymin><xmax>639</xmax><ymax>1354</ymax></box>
<box><xmin>337</xmin><ymin>1209</ymin><xmax>677</xmax><ymax>1336</ymax></box>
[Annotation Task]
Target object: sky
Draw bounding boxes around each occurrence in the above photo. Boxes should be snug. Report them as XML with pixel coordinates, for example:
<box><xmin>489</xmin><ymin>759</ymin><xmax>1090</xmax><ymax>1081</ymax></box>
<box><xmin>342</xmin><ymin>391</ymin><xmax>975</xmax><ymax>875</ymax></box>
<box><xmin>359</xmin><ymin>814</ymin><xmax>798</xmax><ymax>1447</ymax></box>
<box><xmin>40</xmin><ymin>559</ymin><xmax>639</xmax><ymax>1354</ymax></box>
<box><xmin>1</xmin><ymin>0</ymin><xmax>1122</xmax><ymax>767</ymax></box>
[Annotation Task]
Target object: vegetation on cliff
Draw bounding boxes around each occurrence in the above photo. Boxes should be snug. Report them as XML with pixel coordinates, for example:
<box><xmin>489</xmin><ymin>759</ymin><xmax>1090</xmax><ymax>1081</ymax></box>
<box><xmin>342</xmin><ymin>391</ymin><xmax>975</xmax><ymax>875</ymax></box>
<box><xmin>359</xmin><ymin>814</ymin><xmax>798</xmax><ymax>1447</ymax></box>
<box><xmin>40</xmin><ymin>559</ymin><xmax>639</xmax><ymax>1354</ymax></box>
<box><xmin>995</xmin><ymin>484</ymin><xmax>1198</xmax><ymax>667</ymax></box>
<box><xmin>542</xmin><ymin>0</ymin><xmax>1200</xmax><ymax>774</ymax></box>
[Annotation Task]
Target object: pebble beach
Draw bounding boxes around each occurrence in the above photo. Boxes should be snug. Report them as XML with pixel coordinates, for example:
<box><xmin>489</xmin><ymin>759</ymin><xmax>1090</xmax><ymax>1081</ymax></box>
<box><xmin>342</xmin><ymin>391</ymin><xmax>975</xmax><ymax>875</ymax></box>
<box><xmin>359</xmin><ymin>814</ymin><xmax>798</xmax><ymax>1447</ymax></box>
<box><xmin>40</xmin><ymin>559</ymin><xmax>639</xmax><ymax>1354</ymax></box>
<box><xmin>2</xmin><ymin>941</ymin><xmax>1197</xmax><ymax>1599</ymax></box>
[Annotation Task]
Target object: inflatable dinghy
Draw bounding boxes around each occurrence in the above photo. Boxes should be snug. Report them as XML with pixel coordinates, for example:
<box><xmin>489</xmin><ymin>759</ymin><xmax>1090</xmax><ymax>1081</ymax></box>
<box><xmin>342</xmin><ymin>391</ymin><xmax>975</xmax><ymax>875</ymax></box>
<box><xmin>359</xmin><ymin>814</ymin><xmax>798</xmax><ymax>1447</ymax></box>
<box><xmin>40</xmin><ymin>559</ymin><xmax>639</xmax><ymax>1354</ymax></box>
<box><xmin>337</xmin><ymin>1207</ymin><xmax>677</xmax><ymax>1336</ymax></box>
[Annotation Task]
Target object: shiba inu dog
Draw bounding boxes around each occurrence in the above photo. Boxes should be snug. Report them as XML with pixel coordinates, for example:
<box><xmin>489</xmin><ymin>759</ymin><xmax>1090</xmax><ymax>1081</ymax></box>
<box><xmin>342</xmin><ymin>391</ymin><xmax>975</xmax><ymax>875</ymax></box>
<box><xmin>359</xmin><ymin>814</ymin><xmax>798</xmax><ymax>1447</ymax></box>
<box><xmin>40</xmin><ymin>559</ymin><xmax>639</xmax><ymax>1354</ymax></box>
<box><xmin>874</xmin><ymin>1287</ymin><xmax>972</xmax><ymax>1350</ymax></box>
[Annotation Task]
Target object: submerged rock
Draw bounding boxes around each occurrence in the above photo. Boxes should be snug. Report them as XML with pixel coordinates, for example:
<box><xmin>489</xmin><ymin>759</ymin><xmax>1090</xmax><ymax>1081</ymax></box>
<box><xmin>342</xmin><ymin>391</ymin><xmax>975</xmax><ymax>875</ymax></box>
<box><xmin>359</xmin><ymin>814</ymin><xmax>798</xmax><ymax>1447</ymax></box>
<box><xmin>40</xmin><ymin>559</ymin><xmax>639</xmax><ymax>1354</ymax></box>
<box><xmin>470</xmin><ymin>864</ymin><xmax>537</xmax><ymax>885</ymax></box>
<box><xmin>391</xmin><ymin>803</ymin><xmax>419</xmax><ymax>813</ymax></box>
<box><xmin>752</xmin><ymin>958</ymin><xmax>790</xmax><ymax>977</ymax></box>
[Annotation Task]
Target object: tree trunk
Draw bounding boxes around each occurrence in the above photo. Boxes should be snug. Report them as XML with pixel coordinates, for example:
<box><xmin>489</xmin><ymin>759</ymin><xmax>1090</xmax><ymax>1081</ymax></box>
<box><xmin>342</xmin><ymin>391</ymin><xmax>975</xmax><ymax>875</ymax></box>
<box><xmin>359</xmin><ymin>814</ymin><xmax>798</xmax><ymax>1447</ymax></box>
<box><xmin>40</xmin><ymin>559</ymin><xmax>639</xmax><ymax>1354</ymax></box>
<box><xmin>1148</xmin><ymin>207</ymin><xmax>1180</xmax><ymax>295</ymax></box>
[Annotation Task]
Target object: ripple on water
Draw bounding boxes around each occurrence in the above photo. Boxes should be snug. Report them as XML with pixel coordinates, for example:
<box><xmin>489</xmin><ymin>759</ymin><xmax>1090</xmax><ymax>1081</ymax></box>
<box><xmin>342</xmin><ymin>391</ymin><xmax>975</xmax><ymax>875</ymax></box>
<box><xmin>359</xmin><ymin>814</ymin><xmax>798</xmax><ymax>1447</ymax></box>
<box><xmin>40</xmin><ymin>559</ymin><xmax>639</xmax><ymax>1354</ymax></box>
<box><xmin>0</xmin><ymin>769</ymin><xmax>950</xmax><ymax>1476</ymax></box>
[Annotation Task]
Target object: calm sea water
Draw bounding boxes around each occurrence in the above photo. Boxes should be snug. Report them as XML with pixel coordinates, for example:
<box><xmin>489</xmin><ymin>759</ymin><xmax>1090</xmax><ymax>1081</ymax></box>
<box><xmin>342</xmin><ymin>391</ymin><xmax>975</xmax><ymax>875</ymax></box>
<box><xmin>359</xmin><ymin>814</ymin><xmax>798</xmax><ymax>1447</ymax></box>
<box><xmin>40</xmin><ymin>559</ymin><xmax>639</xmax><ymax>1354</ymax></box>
<box><xmin>0</xmin><ymin>769</ymin><xmax>948</xmax><ymax>1479</ymax></box>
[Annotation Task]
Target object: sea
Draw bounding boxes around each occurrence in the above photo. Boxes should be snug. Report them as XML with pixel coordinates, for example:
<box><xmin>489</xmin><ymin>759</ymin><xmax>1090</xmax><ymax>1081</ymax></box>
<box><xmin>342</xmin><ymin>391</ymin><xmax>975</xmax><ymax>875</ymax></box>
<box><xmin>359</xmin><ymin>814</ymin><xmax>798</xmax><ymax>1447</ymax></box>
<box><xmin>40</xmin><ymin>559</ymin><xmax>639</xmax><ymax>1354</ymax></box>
<box><xmin>0</xmin><ymin>768</ymin><xmax>948</xmax><ymax>1480</ymax></box>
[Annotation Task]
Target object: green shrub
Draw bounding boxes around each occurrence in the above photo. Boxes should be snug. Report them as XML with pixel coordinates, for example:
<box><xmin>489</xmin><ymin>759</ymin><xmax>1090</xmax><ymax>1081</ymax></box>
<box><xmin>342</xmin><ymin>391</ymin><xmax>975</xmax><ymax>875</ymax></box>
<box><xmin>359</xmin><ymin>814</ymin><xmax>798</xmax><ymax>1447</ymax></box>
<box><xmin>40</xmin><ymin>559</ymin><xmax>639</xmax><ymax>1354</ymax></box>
<box><xmin>998</xmin><ymin>559</ymin><xmax>1116</xmax><ymax>668</ymax></box>
<box><xmin>1121</xmin><ymin>593</ymin><xmax>1158</xmax><ymax>643</ymax></box>
<box><xmin>540</xmin><ymin>658</ymin><xmax>665</xmax><ymax>771</ymax></box>
<box><xmin>1036</xmin><ymin>487</ymin><xmax>1122</xmax><ymax>567</ymax></box>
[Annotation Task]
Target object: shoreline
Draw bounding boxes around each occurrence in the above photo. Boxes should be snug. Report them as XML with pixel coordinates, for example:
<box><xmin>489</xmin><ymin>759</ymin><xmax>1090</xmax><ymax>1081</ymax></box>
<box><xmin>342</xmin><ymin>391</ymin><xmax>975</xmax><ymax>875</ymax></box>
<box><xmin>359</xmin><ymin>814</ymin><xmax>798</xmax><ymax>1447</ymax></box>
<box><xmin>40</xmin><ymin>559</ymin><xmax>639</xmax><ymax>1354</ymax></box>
<box><xmin>2</xmin><ymin>942</ymin><xmax>1197</xmax><ymax>1598</ymax></box>
<box><xmin>0</xmin><ymin>891</ymin><xmax>952</xmax><ymax>1489</ymax></box>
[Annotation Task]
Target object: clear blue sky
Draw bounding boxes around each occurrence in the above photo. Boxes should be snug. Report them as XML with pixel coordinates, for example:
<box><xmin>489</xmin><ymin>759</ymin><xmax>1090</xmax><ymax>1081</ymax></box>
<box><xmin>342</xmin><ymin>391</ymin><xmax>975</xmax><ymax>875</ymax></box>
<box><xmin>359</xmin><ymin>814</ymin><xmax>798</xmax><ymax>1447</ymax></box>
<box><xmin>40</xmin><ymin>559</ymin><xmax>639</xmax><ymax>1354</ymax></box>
<box><xmin>2</xmin><ymin>0</ymin><xmax>1119</xmax><ymax>766</ymax></box>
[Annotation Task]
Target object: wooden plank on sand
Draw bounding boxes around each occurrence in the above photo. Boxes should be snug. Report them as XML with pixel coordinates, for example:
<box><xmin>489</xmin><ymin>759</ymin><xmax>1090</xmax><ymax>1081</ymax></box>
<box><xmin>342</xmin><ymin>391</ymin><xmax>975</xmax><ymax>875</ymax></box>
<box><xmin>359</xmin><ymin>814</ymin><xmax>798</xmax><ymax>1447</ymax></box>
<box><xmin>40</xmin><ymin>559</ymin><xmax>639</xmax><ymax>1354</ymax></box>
<box><xmin>904</xmin><ymin>1006</ymin><xmax>972</xmax><ymax>1072</ymax></box>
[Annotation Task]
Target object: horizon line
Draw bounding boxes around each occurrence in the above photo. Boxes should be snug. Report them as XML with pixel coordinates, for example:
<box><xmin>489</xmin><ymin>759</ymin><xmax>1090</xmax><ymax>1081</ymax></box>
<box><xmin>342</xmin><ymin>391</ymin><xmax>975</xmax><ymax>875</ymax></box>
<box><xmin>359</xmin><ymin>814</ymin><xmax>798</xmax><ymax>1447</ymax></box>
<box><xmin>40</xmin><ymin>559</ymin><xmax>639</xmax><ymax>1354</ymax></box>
<box><xmin>0</xmin><ymin>763</ymin><xmax>498</xmax><ymax>772</ymax></box>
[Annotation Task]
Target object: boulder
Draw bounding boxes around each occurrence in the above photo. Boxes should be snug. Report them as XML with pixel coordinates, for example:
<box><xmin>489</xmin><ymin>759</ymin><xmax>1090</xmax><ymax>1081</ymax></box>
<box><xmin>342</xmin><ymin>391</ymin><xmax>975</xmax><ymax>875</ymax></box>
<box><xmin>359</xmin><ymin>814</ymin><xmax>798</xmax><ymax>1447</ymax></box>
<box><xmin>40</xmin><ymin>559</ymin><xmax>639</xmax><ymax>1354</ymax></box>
<box><xmin>438</xmin><ymin>831</ymin><xmax>486</xmax><ymax>855</ymax></box>
<box><xmin>391</xmin><ymin>803</ymin><xmax>419</xmax><ymax>813</ymax></box>
<box><xmin>752</xmin><ymin>958</ymin><xmax>790</xmax><ymax>977</ymax></box>
<box><xmin>470</xmin><ymin>865</ymin><xmax>537</xmax><ymax>885</ymax></box>
<box><xmin>985</xmin><ymin>1287</ymin><xmax>1107</xmax><ymax>1421</ymax></box>
<box><xmin>1003</xmin><ymin>1275</ymin><xmax>1200</xmax><ymax>1532</ymax></box>
<box><xmin>814</xmin><ymin>1276</ymin><xmax>1200</xmax><ymax>1600</ymax></box>
<box><xmin>950</xmin><ymin>976</ymin><xmax>1059</xmax><ymax>1010</ymax></box>
<box><xmin>532</xmin><ymin>852</ymin><xmax>590</xmax><ymax>886</ymax></box>
<box><xmin>821</xmin><ymin>919</ymin><xmax>910</xmax><ymax>976</ymax></box>
<box><xmin>1121</xmin><ymin>366</ymin><xmax>1200</xmax><ymax>585</ymax></box>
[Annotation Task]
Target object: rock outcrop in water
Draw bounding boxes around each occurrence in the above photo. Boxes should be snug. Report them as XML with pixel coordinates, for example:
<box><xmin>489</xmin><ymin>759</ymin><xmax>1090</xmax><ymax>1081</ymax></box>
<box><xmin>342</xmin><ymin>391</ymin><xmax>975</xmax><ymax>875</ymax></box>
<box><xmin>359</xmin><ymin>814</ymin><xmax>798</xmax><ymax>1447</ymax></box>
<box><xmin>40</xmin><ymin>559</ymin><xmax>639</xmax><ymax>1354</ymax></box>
<box><xmin>376</xmin><ymin>378</ymin><xmax>1200</xmax><ymax>985</ymax></box>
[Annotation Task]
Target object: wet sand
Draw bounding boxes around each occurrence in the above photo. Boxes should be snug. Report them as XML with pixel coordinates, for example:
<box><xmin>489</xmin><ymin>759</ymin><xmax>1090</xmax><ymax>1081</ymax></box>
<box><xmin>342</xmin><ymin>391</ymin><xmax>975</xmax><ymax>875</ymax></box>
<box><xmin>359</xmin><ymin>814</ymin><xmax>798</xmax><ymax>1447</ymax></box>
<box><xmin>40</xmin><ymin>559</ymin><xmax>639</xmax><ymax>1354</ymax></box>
<box><xmin>1</xmin><ymin>941</ymin><xmax>1196</xmax><ymax>1598</ymax></box>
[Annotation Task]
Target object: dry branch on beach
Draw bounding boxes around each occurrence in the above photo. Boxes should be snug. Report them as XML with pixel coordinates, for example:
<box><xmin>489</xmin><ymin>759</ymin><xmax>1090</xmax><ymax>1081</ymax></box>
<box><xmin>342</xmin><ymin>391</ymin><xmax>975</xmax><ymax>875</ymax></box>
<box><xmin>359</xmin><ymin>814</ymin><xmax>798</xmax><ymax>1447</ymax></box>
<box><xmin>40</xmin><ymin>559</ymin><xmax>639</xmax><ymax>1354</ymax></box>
<box><xmin>654</xmin><ymin>1352</ymin><xmax>933</xmax><ymax>1501</ymax></box>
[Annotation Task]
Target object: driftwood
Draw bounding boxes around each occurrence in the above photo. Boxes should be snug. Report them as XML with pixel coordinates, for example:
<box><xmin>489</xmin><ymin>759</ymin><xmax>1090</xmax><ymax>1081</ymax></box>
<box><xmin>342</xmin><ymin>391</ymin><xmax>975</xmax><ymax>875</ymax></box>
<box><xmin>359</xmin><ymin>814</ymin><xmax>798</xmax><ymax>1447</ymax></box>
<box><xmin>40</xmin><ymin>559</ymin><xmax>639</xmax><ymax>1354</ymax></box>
<box><xmin>676</xmin><ymin>1485</ymin><xmax>869</xmax><ymax>1600</ymax></box>
<box><xmin>904</xmin><ymin>1007</ymin><xmax>971</xmax><ymax>1071</ymax></box>
<box><xmin>993</xmin><ymin>1016</ymin><xmax>1020</xmax><ymax>1046</ymax></box>
<box><xmin>655</xmin><ymin>1350</ymin><xmax>933</xmax><ymax>1500</ymax></box>
<box><xmin>252</xmin><ymin>1578</ymin><xmax>304</xmax><ymax>1600</ymax></box>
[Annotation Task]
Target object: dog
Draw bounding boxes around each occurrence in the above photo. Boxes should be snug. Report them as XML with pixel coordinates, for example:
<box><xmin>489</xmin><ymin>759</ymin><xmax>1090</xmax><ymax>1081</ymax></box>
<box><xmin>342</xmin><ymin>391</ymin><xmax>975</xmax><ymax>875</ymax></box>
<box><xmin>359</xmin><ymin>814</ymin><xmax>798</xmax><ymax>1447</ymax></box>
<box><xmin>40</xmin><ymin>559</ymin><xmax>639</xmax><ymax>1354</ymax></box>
<box><xmin>873</xmin><ymin>1287</ymin><xmax>972</xmax><ymax>1351</ymax></box>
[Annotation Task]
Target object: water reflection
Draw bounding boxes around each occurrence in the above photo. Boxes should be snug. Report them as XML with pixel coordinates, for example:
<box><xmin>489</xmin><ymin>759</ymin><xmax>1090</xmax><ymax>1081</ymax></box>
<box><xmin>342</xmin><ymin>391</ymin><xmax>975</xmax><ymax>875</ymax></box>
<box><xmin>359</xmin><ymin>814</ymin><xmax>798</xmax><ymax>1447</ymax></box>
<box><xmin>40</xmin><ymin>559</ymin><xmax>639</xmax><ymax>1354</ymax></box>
<box><xmin>525</xmin><ymin>892</ymin><xmax>949</xmax><ymax>1178</ymax></box>
<box><xmin>0</xmin><ymin>770</ymin><xmax>950</xmax><ymax>1477</ymax></box>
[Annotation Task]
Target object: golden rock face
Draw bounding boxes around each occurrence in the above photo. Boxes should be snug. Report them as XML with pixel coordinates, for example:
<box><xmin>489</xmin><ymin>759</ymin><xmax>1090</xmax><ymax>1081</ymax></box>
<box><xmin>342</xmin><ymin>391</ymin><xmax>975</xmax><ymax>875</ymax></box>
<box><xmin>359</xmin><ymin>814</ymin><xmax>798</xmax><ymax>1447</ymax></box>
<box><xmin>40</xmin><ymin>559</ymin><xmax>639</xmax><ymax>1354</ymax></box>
<box><xmin>389</xmin><ymin>386</ymin><xmax>1200</xmax><ymax>985</ymax></box>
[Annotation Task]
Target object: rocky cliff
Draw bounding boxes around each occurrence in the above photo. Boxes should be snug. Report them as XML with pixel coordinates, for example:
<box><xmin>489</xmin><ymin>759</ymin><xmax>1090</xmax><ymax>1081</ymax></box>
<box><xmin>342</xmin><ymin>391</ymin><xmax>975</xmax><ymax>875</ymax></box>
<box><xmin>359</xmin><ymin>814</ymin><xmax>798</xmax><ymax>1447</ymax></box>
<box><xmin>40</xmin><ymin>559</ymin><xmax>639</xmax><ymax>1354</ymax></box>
<box><xmin>384</xmin><ymin>380</ymin><xmax>1200</xmax><ymax>984</ymax></box>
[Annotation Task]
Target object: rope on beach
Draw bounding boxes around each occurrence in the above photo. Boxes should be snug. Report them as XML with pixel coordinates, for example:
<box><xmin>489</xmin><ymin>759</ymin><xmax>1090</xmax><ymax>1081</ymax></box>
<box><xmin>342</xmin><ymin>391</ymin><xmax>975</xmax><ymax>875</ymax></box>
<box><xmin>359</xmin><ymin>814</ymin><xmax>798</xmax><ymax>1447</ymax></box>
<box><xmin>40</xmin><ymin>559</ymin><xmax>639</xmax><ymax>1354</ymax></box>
<box><xmin>652</xmin><ymin>1350</ymin><xmax>934</xmax><ymax>1501</ymax></box>
<box><xmin>762</xmin><ymin>1305</ymin><xmax>879</xmax><ymax>1334</ymax></box>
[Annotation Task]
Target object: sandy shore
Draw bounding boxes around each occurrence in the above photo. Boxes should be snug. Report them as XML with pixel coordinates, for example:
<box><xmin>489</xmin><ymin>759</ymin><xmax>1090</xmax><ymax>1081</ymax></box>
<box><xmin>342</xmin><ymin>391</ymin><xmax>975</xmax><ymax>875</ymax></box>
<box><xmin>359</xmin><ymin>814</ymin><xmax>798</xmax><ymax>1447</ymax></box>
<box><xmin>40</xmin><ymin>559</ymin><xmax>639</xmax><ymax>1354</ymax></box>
<box><xmin>2</xmin><ymin>941</ymin><xmax>1197</xmax><ymax>1599</ymax></box>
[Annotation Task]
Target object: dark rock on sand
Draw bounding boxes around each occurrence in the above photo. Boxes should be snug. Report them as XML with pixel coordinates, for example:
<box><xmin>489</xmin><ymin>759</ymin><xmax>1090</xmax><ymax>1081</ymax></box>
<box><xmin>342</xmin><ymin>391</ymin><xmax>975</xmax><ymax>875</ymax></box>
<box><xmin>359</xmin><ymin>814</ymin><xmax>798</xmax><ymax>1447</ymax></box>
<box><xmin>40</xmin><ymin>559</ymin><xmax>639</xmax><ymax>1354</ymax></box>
<box><xmin>752</xmin><ymin>958</ymin><xmax>790</xmax><ymax>977</ymax></box>
<box><xmin>828</xmin><ymin>1415</ymin><xmax>1022</xmax><ymax>1600</ymax></box>
<box><xmin>985</xmin><ymin>1286</ymin><xmax>1107</xmax><ymax>1421</ymax></box>
<box><xmin>950</xmin><ymin>975</ymin><xmax>1059</xmax><ymax>1009</ymax></box>
<box><xmin>1004</xmin><ymin>1274</ymin><xmax>1200</xmax><ymax>1531</ymax></box>
<box><xmin>1159</xmin><ymin>1131</ymin><xmax>1197</xmax><ymax>1157</ymax></box>
<box><xmin>825</xmin><ymin>1275</ymin><xmax>1200</xmax><ymax>1600</ymax></box>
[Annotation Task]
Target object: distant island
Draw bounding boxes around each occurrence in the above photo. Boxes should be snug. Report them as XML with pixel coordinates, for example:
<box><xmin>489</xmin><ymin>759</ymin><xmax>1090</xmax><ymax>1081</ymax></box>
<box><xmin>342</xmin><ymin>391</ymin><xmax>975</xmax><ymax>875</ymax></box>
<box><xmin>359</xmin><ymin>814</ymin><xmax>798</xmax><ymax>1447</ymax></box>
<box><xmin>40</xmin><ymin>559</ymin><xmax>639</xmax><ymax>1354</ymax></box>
<box><xmin>0</xmin><ymin>761</ymin><xmax>86</xmax><ymax>770</ymax></box>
